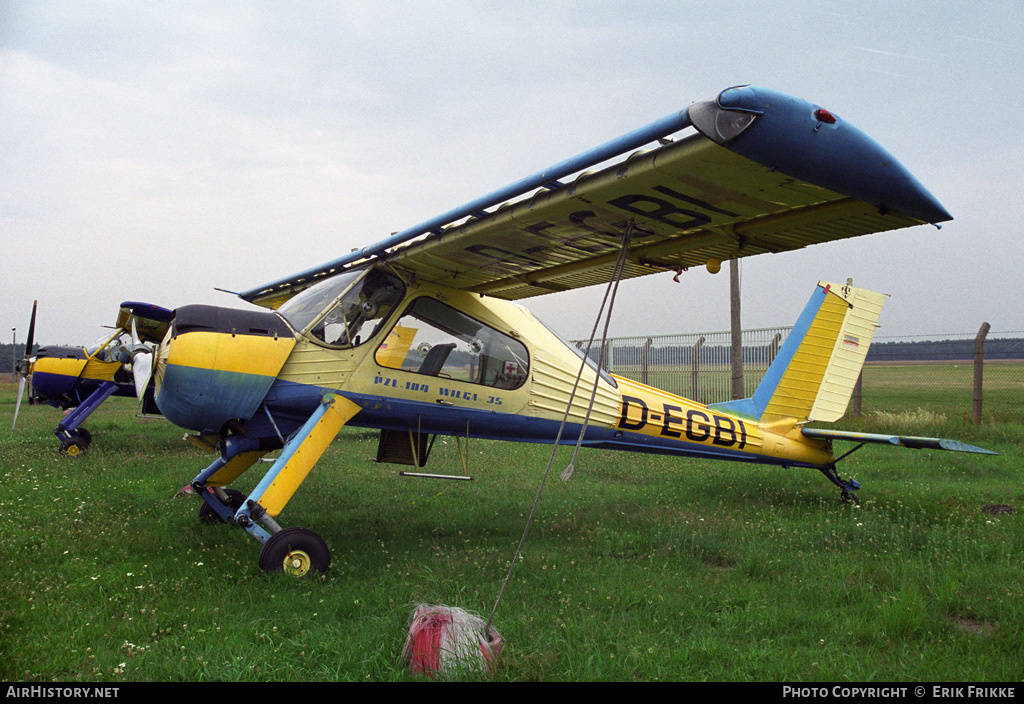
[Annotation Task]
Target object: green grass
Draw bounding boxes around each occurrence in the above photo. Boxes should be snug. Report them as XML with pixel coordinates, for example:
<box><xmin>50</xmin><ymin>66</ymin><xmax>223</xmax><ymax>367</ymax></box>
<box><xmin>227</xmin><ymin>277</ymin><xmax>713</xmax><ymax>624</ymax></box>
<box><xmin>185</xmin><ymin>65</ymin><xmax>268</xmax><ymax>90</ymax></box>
<box><xmin>860</xmin><ymin>361</ymin><xmax>1024</xmax><ymax>423</ymax></box>
<box><xmin>1</xmin><ymin>382</ymin><xmax>1021</xmax><ymax>682</ymax></box>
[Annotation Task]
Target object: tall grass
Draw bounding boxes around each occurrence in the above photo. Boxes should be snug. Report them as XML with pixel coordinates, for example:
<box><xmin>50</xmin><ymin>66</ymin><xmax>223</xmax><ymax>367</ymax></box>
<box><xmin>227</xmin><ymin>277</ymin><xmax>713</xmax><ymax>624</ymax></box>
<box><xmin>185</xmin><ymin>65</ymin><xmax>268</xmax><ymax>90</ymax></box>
<box><xmin>0</xmin><ymin>383</ymin><xmax>1020</xmax><ymax>681</ymax></box>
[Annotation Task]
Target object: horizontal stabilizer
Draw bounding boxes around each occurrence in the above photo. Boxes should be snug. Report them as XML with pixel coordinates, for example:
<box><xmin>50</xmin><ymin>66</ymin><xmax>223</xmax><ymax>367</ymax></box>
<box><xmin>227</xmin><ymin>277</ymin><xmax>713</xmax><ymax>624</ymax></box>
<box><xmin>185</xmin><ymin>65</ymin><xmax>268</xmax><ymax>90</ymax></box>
<box><xmin>801</xmin><ymin>428</ymin><xmax>998</xmax><ymax>455</ymax></box>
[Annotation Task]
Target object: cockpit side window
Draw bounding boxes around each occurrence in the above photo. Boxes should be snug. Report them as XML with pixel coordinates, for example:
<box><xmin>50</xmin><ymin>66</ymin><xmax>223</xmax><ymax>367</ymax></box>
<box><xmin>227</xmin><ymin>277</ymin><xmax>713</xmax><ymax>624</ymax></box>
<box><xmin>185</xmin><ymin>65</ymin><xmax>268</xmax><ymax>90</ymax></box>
<box><xmin>375</xmin><ymin>297</ymin><xmax>529</xmax><ymax>390</ymax></box>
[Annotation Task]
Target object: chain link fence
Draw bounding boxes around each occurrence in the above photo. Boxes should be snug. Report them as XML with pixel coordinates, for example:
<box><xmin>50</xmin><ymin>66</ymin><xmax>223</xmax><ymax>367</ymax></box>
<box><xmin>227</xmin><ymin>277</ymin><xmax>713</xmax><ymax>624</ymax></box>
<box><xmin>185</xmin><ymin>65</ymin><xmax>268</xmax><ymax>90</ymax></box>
<box><xmin>573</xmin><ymin>327</ymin><xmax>1024</xmax><ymax>423</ymax></box>
<box><xmin>573</xmin><ymin>327</ymin><xmax>791</xmax><ymax>405</ymax></box>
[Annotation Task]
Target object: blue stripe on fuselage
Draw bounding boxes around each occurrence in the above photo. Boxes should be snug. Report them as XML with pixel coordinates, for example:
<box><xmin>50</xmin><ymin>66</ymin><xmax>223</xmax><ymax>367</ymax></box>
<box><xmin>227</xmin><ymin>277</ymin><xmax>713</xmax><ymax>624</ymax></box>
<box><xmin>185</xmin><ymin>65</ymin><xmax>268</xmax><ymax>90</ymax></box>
<box><xmin>264</xmin><ymin>379</ymin><xmax>821</xmax><ymax>468</ymax></box>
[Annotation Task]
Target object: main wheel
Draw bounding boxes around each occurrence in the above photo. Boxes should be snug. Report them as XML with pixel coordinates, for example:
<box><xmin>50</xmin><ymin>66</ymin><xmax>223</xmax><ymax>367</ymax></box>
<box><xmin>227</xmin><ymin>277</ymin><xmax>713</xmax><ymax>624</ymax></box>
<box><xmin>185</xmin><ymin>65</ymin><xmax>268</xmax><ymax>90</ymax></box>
<box><xmin>74</xmin><ymin>427</ymin><xmax>92</xmax><ymax>446</ymax></box>
<box><xmin>59</xmin><ymin>436</ymin><xmax>88</xmax><ymax>457</ymax></box>
<box><xmin>258</xmin><ymin>527</ymin><xmax>331</xmax><ymax>577</ymax></box>
<box><xmin>198</xmin><ymin>488</ymin><xmax>248</xmax><ymax>525</ymax></box>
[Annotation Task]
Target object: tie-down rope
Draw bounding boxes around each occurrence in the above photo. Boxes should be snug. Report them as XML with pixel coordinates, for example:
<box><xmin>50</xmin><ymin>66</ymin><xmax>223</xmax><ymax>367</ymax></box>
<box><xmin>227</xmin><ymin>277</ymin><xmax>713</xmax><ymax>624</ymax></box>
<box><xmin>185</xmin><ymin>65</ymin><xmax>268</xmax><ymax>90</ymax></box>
<box><xmin>485</xmin><ymin>224</ymin><xmax>634</xmax><ymax>633</ymax></box>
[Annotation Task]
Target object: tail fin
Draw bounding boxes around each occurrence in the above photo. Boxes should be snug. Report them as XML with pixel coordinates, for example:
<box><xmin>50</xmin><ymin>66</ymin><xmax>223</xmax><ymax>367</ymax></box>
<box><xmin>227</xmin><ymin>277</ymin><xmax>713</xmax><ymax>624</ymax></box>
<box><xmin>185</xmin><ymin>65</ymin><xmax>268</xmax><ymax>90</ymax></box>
<box><xmin>711</xmin><ymin>281</ymin><xmax>885</xmax><ymax>423</ymax></box>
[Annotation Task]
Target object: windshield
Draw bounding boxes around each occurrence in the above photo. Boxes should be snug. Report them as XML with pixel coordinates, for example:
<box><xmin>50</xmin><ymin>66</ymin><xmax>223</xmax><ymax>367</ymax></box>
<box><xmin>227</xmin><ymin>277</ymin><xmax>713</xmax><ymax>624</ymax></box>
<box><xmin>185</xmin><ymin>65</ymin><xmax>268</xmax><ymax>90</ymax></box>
<box><xmin>278</xmin><ymin>268</ymin><xmax>406</xmax><ymax>348</ymax></box>
<box><xmin>278</xmin><ymin>269</ymin><xmax>365</xmax><ymax>333</ymax></box>
<box><xmin>84</xmin><ymin>331</ymin><xmax>129</xmax><ymax>362</ymax></box>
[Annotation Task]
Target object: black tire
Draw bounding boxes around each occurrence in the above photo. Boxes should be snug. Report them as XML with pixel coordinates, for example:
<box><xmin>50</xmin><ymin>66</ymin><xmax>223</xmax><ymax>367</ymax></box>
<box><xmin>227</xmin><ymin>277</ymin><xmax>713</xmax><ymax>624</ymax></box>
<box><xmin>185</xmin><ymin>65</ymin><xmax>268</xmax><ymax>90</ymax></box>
<box><xmin>59</xmin><ymin>436</ymin><xmax>88</xmax><ymax>457</ymax></box>
<box><xmin>258</xmin><ymin>527</ymin><xmax>331</xmax><ymax>577</ymax></box>
<box><xmin>74</xmin><ymin>427</ymin><xmax>92</xmax><ymax>446</ymax></box>
<box><xmin>198</xmin><ymin>488</ymin><xmax>248</xmax><ymax>525</ymax></box>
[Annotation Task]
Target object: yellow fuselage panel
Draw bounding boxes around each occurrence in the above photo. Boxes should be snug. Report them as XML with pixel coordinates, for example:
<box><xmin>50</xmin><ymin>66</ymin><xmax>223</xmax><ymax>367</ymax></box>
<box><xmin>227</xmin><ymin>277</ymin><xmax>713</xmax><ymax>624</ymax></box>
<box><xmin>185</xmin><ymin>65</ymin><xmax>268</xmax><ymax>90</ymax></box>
<box><xmin>277</xmin><ymin>339</ymin><xmax>362</xmax><ymax>388</ymax></box>
<box><xmin>81</xmin><ymin>358</ymin><xmax>120</xmax><ymax>382</ymax></box>
<box><xmin>166</xmin><ymin>331</ymin><xmax>295</xmax><ymax>377</ymax></box>
<box><xmin>612</xmin><ymin>375</ymin><xmax>832</xmax><ymax>466</ymax></box>
<box><xmin>527</xmin><ymin>350</ymin><xmax>620</xmax><ymax>426</ymax></box>
<box><xmin>34</xmin><ymin>357</ymin><xmax>88</xmax><ymax>381</ymax></box>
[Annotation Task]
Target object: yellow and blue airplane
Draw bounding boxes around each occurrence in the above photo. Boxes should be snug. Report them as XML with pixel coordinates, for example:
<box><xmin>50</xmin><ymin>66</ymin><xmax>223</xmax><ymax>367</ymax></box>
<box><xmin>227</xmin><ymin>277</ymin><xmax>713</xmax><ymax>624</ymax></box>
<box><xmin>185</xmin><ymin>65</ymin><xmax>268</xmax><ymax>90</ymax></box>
<box><xmin>139</xmin><ymin>86</ymin><xmax>993</xmax><ymax>576</ymax></box>
<box><xmin>13</xmin><ymin>301</ymin><xmax>172</xmax><ymax>455</ymax></box>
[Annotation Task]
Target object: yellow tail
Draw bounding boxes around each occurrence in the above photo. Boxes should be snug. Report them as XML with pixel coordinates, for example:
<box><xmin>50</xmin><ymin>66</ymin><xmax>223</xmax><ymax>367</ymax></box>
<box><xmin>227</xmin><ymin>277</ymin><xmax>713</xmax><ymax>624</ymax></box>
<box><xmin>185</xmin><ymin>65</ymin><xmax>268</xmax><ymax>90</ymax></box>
<box><xmin>712</xmin><ymin>281</ymin><xmax>885</xmax><ymax>423</ymax></box>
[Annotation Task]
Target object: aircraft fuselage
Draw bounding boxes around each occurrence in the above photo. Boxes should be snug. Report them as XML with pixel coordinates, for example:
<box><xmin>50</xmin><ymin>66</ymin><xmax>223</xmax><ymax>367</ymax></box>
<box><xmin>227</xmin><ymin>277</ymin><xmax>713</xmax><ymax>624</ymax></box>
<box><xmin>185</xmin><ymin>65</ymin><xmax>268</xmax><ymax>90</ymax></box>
<box><xmin>154</xmin><ymin>266</ymin><xmax>834</xmax><ymax>472</ymax></box>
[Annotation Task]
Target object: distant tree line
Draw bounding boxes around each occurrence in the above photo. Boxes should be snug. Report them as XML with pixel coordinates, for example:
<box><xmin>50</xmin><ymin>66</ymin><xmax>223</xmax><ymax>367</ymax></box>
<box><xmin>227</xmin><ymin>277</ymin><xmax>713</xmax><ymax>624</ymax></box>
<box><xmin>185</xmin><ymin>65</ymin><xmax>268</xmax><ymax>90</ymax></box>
<box><xmin>1</xmin><ymin>341</ymin><xmax>40</xmax><ymax>374</ymax></box>
<box><xmin>866</xmin><ymin>338</ymin><xmax>1024</xmax><ymax>362</ymax></box>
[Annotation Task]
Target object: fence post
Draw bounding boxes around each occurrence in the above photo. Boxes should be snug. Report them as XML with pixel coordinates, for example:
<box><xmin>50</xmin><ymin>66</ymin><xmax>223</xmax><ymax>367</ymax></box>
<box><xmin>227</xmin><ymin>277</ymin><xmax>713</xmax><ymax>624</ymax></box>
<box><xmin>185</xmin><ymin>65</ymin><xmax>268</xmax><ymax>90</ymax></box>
<box><xmin>767</xmin><ymin>332</ymin><xmax>782</xmax><ymax>367</ymax></box>
<box><xmin>692</xmin><ymin>336</ymin><xmax>705</xmax><ymax>401</ymax></box>
<box><xmin>973</xmin><ymin>322</ymin><xmax>990</xmax><ymax>424</ymax></box>
<box><xmin>642</xmin><ymin>337</ymin><xmax>652</xmax><ymax>385</ymax></box>
<box><xmin>730</xmin><ymin>259</ymin><xmax>743</xmax><ymax>400</ymax></box>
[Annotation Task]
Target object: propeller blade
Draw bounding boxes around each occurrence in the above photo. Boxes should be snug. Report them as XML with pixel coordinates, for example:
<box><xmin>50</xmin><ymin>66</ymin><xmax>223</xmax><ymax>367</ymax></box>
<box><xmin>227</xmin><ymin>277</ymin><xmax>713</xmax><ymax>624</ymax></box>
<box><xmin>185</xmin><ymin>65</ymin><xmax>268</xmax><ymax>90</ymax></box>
<box><xmin>12</xmin><ymin>377</ymin><xmax>26</xmax><ymax>430</ymax></box>
<box><xmin>132</xmin><ymin>349</ymin><xmax>154</xmax><ymax>401</ymax></box>
<box><xmin>24</xmin><ymin>300</ymin><xmax>37</xmax><ymax>359</ymax></box>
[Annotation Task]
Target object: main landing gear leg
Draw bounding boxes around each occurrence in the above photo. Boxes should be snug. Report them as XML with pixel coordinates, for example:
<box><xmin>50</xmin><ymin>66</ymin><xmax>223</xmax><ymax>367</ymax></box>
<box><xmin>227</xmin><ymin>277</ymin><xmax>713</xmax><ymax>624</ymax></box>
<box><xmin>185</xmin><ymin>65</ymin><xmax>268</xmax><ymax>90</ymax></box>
<box><xmin>55</xmin><ymin>380</ymin><xmax>119</xmax><ymax>456</ymax></box>
<box><xmin>231</xmin><ymin>394</ymin><xmax>361</xmax><ymax>577</ymax></box>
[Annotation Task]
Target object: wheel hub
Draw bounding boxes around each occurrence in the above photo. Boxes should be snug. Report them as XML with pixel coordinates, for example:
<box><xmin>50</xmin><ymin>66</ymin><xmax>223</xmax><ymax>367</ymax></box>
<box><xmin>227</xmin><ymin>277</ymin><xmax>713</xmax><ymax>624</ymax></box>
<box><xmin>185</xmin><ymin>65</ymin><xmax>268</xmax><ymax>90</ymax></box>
<box><xmin>283</xmin><ymin>549</ymin><xmax>312</xmax><ymax>577</ymax></box>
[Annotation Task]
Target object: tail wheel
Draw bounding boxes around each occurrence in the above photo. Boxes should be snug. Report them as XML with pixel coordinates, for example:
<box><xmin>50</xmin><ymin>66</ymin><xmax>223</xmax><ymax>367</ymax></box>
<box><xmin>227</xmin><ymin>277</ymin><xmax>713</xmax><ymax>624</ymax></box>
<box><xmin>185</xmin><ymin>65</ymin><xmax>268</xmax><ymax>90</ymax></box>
<box><xmin>198</xmin><ymin>488</ymin><xmax>247</xmax><ymax>525</ymax></box>
<box><xmin>59</xmin><ymin>436</ymin><xmax>88</xmax><ymax>457</ymax></box>
<box><xmin>258</xmin><ymin>527</ymin><xmax>331</xmax><ymax>577</ymax></box>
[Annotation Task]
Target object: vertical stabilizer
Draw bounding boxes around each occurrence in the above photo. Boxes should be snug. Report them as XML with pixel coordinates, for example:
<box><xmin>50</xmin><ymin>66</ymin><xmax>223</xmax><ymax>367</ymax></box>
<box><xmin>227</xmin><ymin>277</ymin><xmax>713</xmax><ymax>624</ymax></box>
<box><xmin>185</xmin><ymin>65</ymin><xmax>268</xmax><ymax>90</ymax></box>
<box><xmin>711</xmin><ymin>281</ymin><xmax>885</xmax><ymax>423</ymax></box>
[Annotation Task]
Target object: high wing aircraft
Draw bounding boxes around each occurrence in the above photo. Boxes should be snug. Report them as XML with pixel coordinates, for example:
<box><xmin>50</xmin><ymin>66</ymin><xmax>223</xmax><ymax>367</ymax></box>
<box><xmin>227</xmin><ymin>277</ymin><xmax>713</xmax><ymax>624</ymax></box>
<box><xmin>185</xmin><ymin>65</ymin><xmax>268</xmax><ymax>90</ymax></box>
<box><xmin>140</xmin><ymin>85</ymin><xmax>993</xmax><ymax>576</ymax></box>
<box><xmin>13</xmin><ymin>301</ymin><xmax>172</xmax><ymax>455</ymax></box>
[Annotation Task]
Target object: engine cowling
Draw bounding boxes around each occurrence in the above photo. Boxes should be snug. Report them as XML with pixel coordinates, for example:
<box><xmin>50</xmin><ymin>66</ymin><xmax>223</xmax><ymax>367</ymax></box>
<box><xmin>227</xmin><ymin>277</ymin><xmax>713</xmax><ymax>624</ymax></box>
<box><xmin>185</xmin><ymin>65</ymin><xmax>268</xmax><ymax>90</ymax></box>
<box><xmin>155</xmin><ymin>305</ymin><xmax>296</xmax><ymax>433</ymax></box>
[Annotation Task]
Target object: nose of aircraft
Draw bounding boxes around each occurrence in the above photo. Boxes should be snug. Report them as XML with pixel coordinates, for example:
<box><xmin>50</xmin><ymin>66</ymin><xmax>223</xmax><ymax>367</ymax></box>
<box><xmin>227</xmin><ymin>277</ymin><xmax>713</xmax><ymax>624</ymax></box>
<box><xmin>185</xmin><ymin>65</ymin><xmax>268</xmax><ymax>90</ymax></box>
<box><xmin>154</xmin><ymin>305</ymin><xmax>296</xmax><ymax>433</ymax></box>
<box><xmin>28</xmin><ymin>346</ymin><xmax>89</xmax><ymax>399</ymax></box>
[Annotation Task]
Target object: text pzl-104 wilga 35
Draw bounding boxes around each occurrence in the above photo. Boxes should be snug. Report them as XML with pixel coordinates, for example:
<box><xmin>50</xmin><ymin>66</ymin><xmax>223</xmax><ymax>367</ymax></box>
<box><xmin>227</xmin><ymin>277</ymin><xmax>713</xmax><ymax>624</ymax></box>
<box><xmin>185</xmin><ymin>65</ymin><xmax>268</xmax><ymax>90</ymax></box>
<box><xmin>125</xmin><ymin>86</ymin><xmax>994</xmax><ymax>576</ymax></box>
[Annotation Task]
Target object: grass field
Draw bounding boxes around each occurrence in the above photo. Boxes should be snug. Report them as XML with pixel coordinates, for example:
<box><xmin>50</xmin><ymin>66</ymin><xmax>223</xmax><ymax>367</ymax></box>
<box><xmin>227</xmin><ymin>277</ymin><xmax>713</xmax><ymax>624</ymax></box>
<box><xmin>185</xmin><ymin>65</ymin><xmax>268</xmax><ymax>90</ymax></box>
<box><xmin>0</xmin><ymin>379</ymin><xmax>1021</xmax><ymax>682</ymax></box>
<box><xmin>860</xmin><ymin>361</ymin><xmax>1024</xmax><ymax>423</ymax></box>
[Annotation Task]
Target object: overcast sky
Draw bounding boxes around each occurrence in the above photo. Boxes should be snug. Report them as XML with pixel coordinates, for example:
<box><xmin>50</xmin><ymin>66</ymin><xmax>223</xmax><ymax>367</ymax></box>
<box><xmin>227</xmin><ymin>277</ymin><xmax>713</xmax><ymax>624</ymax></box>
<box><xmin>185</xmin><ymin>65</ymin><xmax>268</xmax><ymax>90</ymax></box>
<box><xmin>3</xmin><ymin>0</ymin><xmax>1022</xmax><ymax>349</ymax></box>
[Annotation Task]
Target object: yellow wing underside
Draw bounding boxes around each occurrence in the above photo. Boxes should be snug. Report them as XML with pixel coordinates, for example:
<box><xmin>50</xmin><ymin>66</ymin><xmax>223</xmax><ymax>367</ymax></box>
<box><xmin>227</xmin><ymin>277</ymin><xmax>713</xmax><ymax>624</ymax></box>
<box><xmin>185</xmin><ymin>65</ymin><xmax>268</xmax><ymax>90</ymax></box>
<box><xmin>384</xmin><ymin>133</ymin><xmax>922</xmax><ymax>301</ymax></box>
<box><xmin>249</xmin><ymin>133</ymin><xmax>924</xmax><ymax>309</ymax></box>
